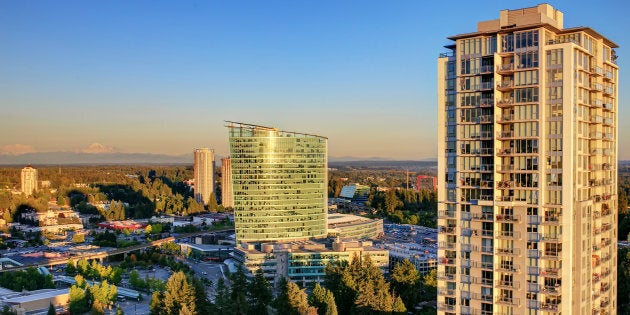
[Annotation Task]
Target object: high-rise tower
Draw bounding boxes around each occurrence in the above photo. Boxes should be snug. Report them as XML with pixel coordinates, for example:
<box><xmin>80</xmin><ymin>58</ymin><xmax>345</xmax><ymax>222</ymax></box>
<box><xmin>193</xmin><ymin>148</ymin><xmax>215</xmax><ymax>206</ymax></box>
<box><xmin>437</xmin><ymin>4</ymin><xmax>618</xmax><ymax>314</ymax></box>
<box><xmin>227</xmin><ymin>121</ymin><xmax>328</xmax><ymax>243</ymax></box>
<box><xmin>221</xmin><ymin>157</ymin><xmax>234</xmax><ymax>208</ymax></box>
<box><xmin>21</xmin><ymin>165</ymin><xmax>38</xmax><ymax>196</ymax></box>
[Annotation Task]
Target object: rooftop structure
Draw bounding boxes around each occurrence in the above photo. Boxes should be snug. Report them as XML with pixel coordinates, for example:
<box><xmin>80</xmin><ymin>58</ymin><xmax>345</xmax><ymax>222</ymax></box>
<box><xmin>327</xmin><ymin>213</ymin><xmax>383</xmax><ymax>240</ymax></box>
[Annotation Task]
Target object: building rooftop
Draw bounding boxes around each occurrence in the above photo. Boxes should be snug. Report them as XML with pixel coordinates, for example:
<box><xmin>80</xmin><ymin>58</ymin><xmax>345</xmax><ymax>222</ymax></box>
<box><xmin>2</xmin><ymin>289</ymin><xmax>69</xmax><ymax>304</ymax></box>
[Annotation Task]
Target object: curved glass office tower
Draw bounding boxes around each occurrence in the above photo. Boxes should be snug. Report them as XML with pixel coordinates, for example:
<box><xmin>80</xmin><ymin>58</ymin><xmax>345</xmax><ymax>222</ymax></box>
<box><xmin>227</xmin><ymin>121</ymin><xmax>328</xmax><ymax>243</ymax></box>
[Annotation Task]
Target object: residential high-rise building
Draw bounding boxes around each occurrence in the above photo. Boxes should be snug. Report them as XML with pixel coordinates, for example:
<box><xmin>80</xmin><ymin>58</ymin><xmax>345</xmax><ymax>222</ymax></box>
<box><xmin>221</xmin><ymin>157</ymin><xmax>234</xmax><ymax>208</ymax></box>
<box><xmin>227</xmin><ymin>121</ymin><xmax>328</xmax><ymax>243</ymax></box>
<box><xmin>437</xmin><ymin>4</ymin><xmax>618</xmax><ymax>315</ymax></box>
<box><xmin>193</xmin><ymin>148</ymin><xmax>215</xmax><ymax>206</ymax></box>
<box><xmin>21</xmin><ymin>165</ymin><xmax>38</xmax><ymax>196</ymax></box>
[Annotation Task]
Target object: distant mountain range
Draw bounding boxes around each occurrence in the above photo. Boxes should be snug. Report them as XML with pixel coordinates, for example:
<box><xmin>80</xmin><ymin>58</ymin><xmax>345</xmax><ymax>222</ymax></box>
<box><xmin>0</xmin><ymin>151</ymin><xmax>438</xmax><ymax>166</ymax></box>
<box><xmin>0</xmin><ymin>152</ymin><xmax>191</xmax><ymax>165</ymax></box>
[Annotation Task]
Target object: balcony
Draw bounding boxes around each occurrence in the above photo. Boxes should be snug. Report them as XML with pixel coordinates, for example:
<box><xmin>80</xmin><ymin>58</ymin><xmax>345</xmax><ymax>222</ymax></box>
<box><xmin>528</xmin><ymin>249</ymin><xmax>541</xmax><ymax>258</ymax></box>
<box><xmin>591</xmin><ymin>82</ymin><xmax>603</xmax><ymax>92</ymax></box>
<box><xmin>497</xmin><ymin>262</ymin><xmax>519</xmax><ymax>273</ymax></box>
<box><xmin>542</xmin><ymin>234</ymin><xmax>561</xmax><ymax>242</ymax></box>
<box><xmin>592</xmin><ymin>66</ymin><xmax>604</xmax><ymax>76</ymax></box>
<box><xmin>527</xmin><ymin>215</ymin><xmax>541</xmax><ymax>225</ymax></box>
<box><xmin>603</xmin><ymin>117</ymin><xmax>614</xmax><ymax>126</ymax></box>
<box><xmin>496</xmin><ymin>247</ymin><xmax>520</xmax><ymax>256</ymax></box>
<box><xmin>496</xmin><ymin>214</ymin><xmax>519</xmax><ymax>222</ymax></box>
<box><xmin>542</xmin><ymin>250</ymin><xmax>562</xmax><ymax>260</ymax></box>
<box><xmin>496</xmin><ymin>80</ymin><xmax>514</xmax><ymax>91</ymax></box>
<box><xmin>438</xmin><ymin>226</ymin><xmax>456</xmax><ymax>234</ymax></box>
<box><xmin>541</xmin><ymin>215</ymin><xmax>561</xmax><ymax>226</ymax></box>
<box><xmin>540</xmin><ymin>302</ymin><xmax>561</xmax><ymax>312</ymax></box>
<box><xmin>497</xmin><ymin>98</ymin><xmax>514</xmax><ymax>107</ymax></box>
<box><xmin>528</xmin><ymin>266</ymin><xmax>540</xmax><ymax>276</ymax></box>
<box><xmin>438</xmin><ymin>210</ymin><xmax>455</xmax><ymax>219</ymax></box>
<box><xmin>497</xmin><ymin>230</ymin><xmax>521</xmax><ymax>240</ymax></box>
<box><xmin>497</xmin><ymin>63</ymin><xmax>515</xmax><ymax>74</ymax></box>
<box><xmin>497</xmin><ymin>131</ymin><xmax>514</xmax><ymax>139</ymax></box>
<box><xmin>438</xmin><ymin>287</ymin><xmax>456</xmax><ymax>296</ymax></box>
<box><xmin>527</xmin><ymin>282</ymin><xmax>540</xmax><ymax>292</ymax></box>
<box><xmin>438</xmin><ymin>242</ymin><xmax>456</xmax><ymax>250</ymax></box>
<box><xmin>480</xmin><ymin>98</ymin><xmax>494</xmax><ymax>107</ymax></box>
<box><xmin>603</xmin><ymin>86</ymin><xmax>614</xmax><ymax>96</ymax></box>
<box><xmin>603</xmin><ymin>101</ymin><xmax>613</xmax><ymax>111</ymax></box>
<box><xmin>541</xmin><ymin>285</ymin><xmax>561</xmax><ymax>295</ymax></box>
<box><xmin>439</xmin><ymin>257</ymin><xmax>456</xmax><ymax>265</ymax></box>
<box><xmin>496</xmin><ymin>279</ymin><xmax>520</xmax><ymax>289</ymax></box>
<box><xmin>591</xmin><ymin>99</ymin><xmax>603</xmax><ymax>108</ymax></box>
<box><xmin>495</xmin><ymin>296</ymin><xmax>520</xmax><ymax>306</ymax></box>
<box><xmin>437</xmin><ymin>303</ymin><xmax>456</xmax><ymax>312</ymax></box>
<box><xmin>528</xmin><ymin>232</ymin><xmax>541</xmax><ymax>242</ymax></box>
<box><xmin>480</xmin><ymin>65</ymin><xmax>494</xmax><ymax>74</ymax></box>
<box><xmin>472</xmin><ymin>213</ymin><xmax>493</xmax><ymax>221</ymax></box>
<box><xmin>542</xmin><ymin>268</ymin><xmax>561</xmax><ymax>277</ymax></box>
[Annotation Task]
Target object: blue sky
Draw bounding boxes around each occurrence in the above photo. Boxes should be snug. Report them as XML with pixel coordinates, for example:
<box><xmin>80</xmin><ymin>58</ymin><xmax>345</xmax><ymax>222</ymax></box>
<box><xmin>0</xmin><ymin>0</ymin><xmax>628</xmax><ymax>159</ymax></box>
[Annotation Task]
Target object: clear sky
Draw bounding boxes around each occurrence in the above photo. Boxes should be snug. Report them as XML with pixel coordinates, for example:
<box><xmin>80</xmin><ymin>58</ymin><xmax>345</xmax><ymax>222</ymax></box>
<box><xmin>1</xmin><ymin>0</ymin><xmax>628</xmax><ymax>159</ymax></box>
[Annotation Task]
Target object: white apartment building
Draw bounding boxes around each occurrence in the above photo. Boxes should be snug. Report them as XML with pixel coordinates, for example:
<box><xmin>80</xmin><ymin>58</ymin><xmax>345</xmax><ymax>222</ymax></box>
<box><xmin>437</xmin><ymin>4</ymin><xmax>618</xmax><ymax>315</ymax></box>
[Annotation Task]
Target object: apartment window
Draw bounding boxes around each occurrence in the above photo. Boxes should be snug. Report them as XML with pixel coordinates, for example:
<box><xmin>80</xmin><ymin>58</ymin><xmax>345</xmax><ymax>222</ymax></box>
<box><xmin>515</xmin><ymin>30</ymin><xmax>539</xmax><ymax>49</ymax></box>
<box><xmin>483</xmin><ymin>36</ymin><xmax>497</xmax><ymax>55</ymax></box>
<box><xmin>461</xmin><ymin>57</ymin><xmax>480</xmax><ymax>75</ymax></box>
<box><xmin>460</xmin><ymin>38</ymin><xmax>482</xmax><ymax>56</ymax></box>
<box><xmin>546</xmin><ymin>49</ymin><xmax>563</xmax><ymax>66</ymax></box>
<box><xmin>514</xmin><ymin>88</ymin><xmax>539</xmax><ymax>103</ymax></box>
<box><xmin>502</xmin><ymin>34</ymin><xmax>514</xmax><ymax>52</ymax></box>
<box><xmin>515</xmin><ymin>70</ymin><xmax>538</xmax><ymax>86</ymax></box>
<box><xmin>516</xmin><ymin>51</ymin><xmax>539</xmax><ymax>68</ymax></box>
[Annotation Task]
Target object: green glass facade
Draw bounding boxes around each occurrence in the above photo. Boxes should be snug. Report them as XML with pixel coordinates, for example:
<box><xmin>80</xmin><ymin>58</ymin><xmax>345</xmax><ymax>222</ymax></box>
<box><xmin>227</xmin><ymin>122</ymin><xmax>328</xmax><ymax>243</ymax></box>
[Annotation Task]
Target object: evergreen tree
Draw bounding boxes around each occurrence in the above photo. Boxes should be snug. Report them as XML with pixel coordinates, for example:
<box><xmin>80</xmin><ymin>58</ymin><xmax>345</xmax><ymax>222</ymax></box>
<box><xmin>323</xmin><ymin>292</ymin><xmax>337</xmax><ymax>315</ymax></box>
<box><xmin>391</xmin><ymin>259</ymin><xmax>421</xmax><ymax>309</ymax></box>
<box><xmin>163</xmin><ymin>271</ymin><xmax>197</xmax><ymax>315</ymax></box>
<box><xmin>308</xmin><ymin>283</ymin><xmax>327</xmax><ymax>314</ymax></box>
<box><xmin>207</xmin><ymin>194</ymin><xmax>219</xmax><ymax>212</ymax></box>
<box><xmin>247</xmin><ymin>269</ymin><xmax>272</xmax><ymax>315</ymax></box>
<box><xmin>392</xmin><ymin>296</ymin><xmax>407</xmax><ymax>314</ymax></box>
<box><xmin>230</xmin><ymin>266</ymin><xmax>249</xmax><ymax>315</ymax></box>
<box><xmin>47</xmin><ymin>303</ymin><xmax>56</xmax><ymax>315</ymax></box>
<box><xmin>149</xmin><ymin>291</ymin><xmax>164</xmax><ymax>315</ymax></box>
<box><xmin>214</xmin><ymin>277</ymin><xmax>234</xmax><ymax>315</ymax></box>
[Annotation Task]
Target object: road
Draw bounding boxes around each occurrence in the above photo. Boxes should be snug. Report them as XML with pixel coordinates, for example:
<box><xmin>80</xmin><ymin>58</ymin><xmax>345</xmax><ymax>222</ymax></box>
<box><xmin>0</xmin><ymin>227</ymin><xmax>234</xmax><ymax>273</ymax></box>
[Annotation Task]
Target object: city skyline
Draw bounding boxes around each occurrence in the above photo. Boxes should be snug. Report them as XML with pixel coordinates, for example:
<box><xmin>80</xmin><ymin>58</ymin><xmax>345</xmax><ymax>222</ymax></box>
<box><xmin>1</xmin><ymin>0</ymin><xmax>627</xmax><ymax>160</ymax></box>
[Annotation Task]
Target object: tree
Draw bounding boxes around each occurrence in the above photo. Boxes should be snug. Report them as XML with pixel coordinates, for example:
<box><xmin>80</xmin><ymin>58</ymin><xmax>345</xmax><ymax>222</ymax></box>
<box><xmin>214</xmin><ymin>277</ymin><xmax>233</xmax><ymax>315</ymax></box>
<box><xmin>421</xmin><ymin>269</ymin><xmax>438</xmax><ymax>301</ymax></box>
<box><xmin>309</xmin><ymin>283</ymin><xmax>336</xmax><ymax>315</ymax></box>
<box><xmin>149</xmin><ymin>291</ymin><xmax>164</xmax><ymax>315</ymax></box>
<box><xmin>274</xmin><ymin>278</ymin><xmax>314</xmax><ymax>315</ymax></box>
<box><xmin>207</xmin><ymin>194</ymin><xmax>219</xmax><ymax>212</ymax></box>
<box><xmin>392</xmin><ymin>296</ymin><xmax>407</xmax><ymax>315</ymax></box>
<box><xmin>68</xmin><ymin>284</ymin><xmax>90</xmax><ymax>315</ymax></box>
<box><xmin>391</xmin><ymin>259</ymin><xmax>421</xmax><ymax>309</ymax></box>
<box><xmin>247</xmin><ymin>269</ymin><xmax>272</xmax><ymax>315</ymax></box>
<box><xmin>162</xmin><ymin>271</ymin><xmax>196</xmax><ymax>315</ymax></box>
<box><xmin>47</xmin><ymin>303</ymin><xmax>56</xmax><ymax>315</ymax></box>
<box><xmin>230</xmin><ymin>266</ymin><xmax>249</xmax><ymax>315</ymax></box>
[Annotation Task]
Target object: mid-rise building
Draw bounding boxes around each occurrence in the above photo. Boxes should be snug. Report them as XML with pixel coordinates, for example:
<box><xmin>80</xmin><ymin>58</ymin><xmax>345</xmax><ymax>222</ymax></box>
<box><xmin>227</xmin><ymin>121</ymin><xmax>328</xmax><ymax>243</ymax></box>
<box><xmin>221</xmin><ymin>157</ymin><xmax>234</xmax><ymax>208</ymax></box>
<box><xmin>20</xmin><ymin>165</ymin><xmax>38</xmax><ymax>196</ymax></box>
<box><xmin>193</xmin><ymin>148</ymin><xmax>215</xmax><ymax>206</ymax></box>
<box><xmin>437</xmin><ymin>4</ymin><xmax>618</xmax><ymax>314</ymax></box>
<box><xmin>234</xmin><ymin>239</ymin><xmax>388</xmax><ymax>286</ymax></box>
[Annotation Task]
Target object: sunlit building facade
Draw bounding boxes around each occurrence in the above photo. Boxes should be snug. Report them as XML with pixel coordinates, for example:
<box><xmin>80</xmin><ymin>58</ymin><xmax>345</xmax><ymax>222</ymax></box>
<box><xmin>437</xmin><ymin>4</ymin><xmax>618</xmax><ymax>315</ymax></box>
<box><xmin>193</xmin><ymin>148</ymin><xmax>215</xmax><ymax>205</ymax></box>
<box><xmin>227</xmin><ymin>121</ymin><xmax>328</xmax><ymax>243</ymax></box>
<box><xmin>21</xmin><ymin>165</ymin><xmax>38</xmax><ymax>196</ymax></box>
<box><xmin>221</xmin><ymin>157</ymin><xmax>234</xmax><ymax>208</ymax></box>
